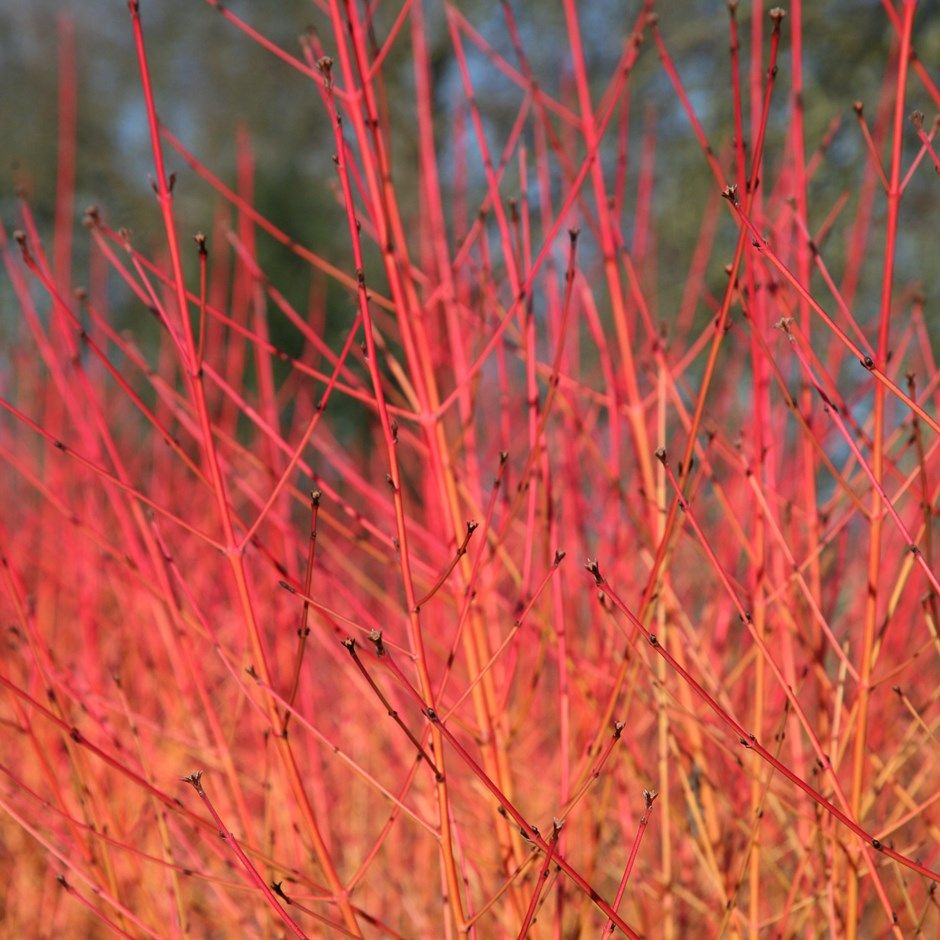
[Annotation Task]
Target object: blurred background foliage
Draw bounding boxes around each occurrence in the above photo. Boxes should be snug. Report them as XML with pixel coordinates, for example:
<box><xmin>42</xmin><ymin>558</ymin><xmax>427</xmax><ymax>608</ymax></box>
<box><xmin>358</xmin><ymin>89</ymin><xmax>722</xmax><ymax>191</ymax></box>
<box><xmin>1</xmin><ymin>0</ymin><xmax>938</xmax><ymax>362</ymax></box>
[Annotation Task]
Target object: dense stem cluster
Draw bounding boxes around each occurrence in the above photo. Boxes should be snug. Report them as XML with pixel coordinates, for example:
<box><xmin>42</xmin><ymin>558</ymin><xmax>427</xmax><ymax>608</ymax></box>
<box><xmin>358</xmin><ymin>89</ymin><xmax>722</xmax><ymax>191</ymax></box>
<box><xmin>1</xmin><ymin>1</ymin><xmax>938</xmax><ymax>937</ymax></box>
